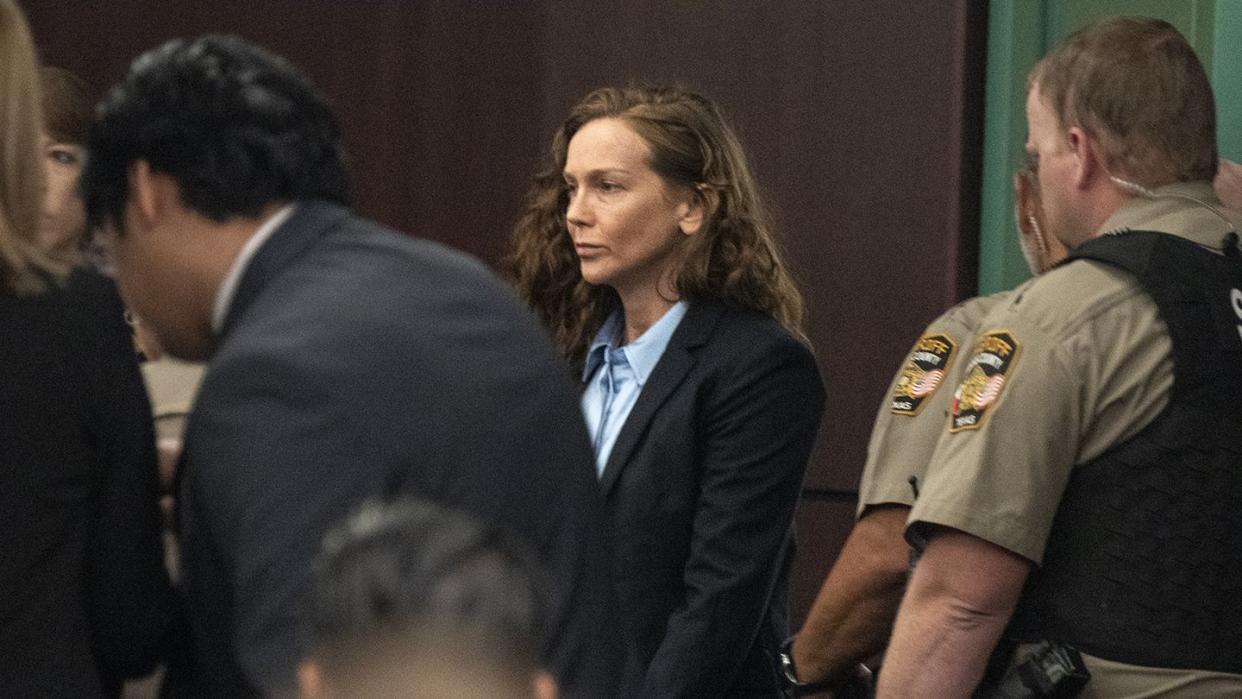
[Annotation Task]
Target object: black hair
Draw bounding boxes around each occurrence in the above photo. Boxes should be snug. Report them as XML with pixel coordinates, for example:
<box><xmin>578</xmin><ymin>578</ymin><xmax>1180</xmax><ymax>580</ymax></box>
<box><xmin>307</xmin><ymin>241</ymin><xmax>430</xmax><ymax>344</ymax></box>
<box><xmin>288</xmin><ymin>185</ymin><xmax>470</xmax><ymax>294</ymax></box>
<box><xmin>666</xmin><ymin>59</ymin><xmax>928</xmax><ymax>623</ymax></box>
<box><xmin>80</xmin><ymin>34</ymin><xmax>349</xmax><ymax>233</ymax></box>
<box><xmin>308</xmin><ymin>498</ymin><xmax>549</xmax><ymax>677</ymax></box>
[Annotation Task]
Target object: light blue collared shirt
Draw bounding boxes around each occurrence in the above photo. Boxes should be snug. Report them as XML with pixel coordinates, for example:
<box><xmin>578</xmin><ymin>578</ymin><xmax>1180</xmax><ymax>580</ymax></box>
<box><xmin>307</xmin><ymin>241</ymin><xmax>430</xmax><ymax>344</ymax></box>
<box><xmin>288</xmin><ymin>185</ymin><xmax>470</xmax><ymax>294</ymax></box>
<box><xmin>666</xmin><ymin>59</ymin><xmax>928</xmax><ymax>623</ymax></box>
<box><xmin>581</xmin><ymin>301</ymin><xmax>688</xmax><ymax>477</ymax></box>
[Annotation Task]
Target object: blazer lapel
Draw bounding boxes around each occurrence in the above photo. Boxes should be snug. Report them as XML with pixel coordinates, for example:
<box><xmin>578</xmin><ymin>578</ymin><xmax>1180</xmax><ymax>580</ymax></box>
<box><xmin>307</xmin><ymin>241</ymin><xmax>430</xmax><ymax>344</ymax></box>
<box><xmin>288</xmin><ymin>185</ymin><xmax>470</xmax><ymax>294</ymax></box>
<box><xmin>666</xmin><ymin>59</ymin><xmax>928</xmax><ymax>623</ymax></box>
<box><xmin>598</xmin><ymin>301</ymin><xmax>723</xmax><ymax>495</ymax></box>
<box><xmin>218</xmin><ymin>200</ymin><xmax>351</xmax><ymax>340</ymax></box>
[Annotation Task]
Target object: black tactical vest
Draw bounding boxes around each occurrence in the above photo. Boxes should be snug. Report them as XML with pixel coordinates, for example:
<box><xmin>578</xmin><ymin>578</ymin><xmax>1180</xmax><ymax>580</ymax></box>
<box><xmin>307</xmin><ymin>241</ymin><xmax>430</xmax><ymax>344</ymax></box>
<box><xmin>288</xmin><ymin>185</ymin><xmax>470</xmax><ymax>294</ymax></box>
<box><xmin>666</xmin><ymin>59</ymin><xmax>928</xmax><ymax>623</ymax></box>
<box><xmin>1005</xmin><ymin>229</ymin><xmax>1242</xmax><ymax>674</ymax></box>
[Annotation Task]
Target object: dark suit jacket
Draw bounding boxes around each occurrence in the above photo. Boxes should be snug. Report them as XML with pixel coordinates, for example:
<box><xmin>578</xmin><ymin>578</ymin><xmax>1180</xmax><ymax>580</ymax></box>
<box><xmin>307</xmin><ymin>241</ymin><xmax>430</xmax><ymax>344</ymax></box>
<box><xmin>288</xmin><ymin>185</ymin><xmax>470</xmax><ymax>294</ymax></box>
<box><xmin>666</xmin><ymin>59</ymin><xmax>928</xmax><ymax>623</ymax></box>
<box><xmin>0</xmin><ymin>270</ymin><xmax>173</xmax><ymax>697</ymax></box>
<box><xmin>167</xmin><ymin>201</ymin><xmax>621</xmax><ymax>697</ymax></box>
<box><xmin>599</xmin><ymin>301</ymin><xmax>825</xmax><ymax>697</ymax></box>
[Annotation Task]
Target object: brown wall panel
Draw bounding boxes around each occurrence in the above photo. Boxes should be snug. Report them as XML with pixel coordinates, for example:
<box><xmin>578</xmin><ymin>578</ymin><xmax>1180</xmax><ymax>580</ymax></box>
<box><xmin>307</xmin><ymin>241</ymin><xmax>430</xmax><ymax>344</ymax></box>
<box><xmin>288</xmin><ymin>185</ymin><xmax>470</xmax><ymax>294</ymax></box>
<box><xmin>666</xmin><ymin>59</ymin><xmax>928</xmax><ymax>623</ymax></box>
<box><xmin>534</xmin><ymin>1</ymin><xmax>987</xmax><ymax>493</ymax></box>
<box><xmin>24</xmin><ymin>0</ymin><xmax>985</xmax><ymax>628</ymax></box>
<box><xmin>25</xmin><ymin>0</ymin><xmax>545</xmax><ymax>264</ymax></box>
<box><xmin>791</xmin><ymin>497</ymin><xmax>857</xmax><ymax>627</ymax></box>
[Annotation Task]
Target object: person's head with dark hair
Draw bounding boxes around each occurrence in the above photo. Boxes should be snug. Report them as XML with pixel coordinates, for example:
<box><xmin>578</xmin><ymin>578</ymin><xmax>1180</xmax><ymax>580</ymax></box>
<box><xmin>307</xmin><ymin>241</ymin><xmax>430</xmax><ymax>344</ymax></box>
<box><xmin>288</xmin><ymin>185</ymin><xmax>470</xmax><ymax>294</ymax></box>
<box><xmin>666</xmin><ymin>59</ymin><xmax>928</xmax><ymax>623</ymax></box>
<box><xmin>38</xmin><ymin>66</ymin><xmax>93</xmax><ymax>263</ymax></box>
<box><xmin>81</xmin><ymin>34</ymin><xmax>349</xmax><ymax>234</ymax></box>
<box><xmin>80</xmin><ymin>35</ymin><xmax>351</xmax><ymax>360</ymax></box>
<box><xmin>300</xmin><ymin>499</ymin><xmax>557</xmax><ymax>699</ymax></box>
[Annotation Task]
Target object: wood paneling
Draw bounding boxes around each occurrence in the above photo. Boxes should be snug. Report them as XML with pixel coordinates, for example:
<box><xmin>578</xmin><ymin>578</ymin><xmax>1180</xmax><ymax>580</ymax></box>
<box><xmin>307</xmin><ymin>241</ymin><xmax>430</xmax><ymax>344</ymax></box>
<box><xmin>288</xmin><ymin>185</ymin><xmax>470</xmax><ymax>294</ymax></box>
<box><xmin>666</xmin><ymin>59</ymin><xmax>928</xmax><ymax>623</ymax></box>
<box><xmin>792</xmin><ymin>497</ymin><xmax>858</xmax><ymax>626</ymax></box>
<box><xmin>24</xmin><ymin>0</ymin><xmax>986</xmax><ymax>626</ymax></box>
<box><xmin>535</xmin><ymin>2</ymin><xmax>988</xmax><ymax>494</ymax></box>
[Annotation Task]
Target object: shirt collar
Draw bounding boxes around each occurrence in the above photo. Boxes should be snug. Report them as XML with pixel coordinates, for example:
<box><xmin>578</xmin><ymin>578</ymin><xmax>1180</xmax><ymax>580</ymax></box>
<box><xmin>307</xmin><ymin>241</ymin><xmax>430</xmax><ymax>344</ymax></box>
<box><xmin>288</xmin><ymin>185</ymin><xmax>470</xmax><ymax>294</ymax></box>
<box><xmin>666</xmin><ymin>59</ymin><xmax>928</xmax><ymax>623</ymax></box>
<box><xmin>583</xmin><ymin>311</ymin><xmax>623</xmax><ymax>381</ymax></box>
<box><xmin>211</xmin><ymin>204</ymin><xmax>297</xmax><ymax>334</ymax></box>
<box><xmin>581</xmin><ymin>301</ymin><xmax>689</xmax><ymax>385</ymax></box>
<box><xmin>1096</xmin><ymin>181</ymin><xmax>1241</xmax><ymax>247</ymax></box>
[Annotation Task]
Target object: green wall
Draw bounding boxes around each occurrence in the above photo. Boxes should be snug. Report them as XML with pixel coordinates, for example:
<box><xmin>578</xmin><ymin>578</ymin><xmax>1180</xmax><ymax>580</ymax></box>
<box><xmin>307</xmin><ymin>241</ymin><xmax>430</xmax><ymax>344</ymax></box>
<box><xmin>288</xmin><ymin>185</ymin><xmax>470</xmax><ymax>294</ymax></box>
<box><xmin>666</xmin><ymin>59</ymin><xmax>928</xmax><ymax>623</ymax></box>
<box><xmin>978</xmin><ymin>0</ymin><xmax>1241</xmax><ymax>294</ymax></box>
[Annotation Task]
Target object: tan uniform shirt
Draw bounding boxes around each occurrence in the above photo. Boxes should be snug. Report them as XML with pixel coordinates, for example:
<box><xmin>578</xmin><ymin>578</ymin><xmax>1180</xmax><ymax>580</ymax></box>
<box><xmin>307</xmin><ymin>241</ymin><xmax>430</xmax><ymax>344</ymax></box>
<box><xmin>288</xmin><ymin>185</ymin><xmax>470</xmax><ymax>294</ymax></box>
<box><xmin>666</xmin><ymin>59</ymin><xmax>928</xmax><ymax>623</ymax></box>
<box><xmin>909</xmin><ymin>182</ymin><xmax>1242</xmax><ymax>695</ymax></box>
<box><xmin>856</xmin><ymin>292</ymin><xmax>1008</xmax><ymax>516</ymax></box>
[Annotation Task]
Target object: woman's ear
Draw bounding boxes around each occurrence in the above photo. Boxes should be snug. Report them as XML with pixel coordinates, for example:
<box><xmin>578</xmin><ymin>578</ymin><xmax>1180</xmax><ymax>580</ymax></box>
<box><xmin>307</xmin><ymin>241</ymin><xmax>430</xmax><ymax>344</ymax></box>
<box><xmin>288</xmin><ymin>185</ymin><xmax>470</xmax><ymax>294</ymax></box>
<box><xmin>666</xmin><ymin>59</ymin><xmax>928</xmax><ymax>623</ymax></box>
<box><xmin>678</xmin><ymin>184</ymin><xmax>717</xmax><ymax>236</ymax></box>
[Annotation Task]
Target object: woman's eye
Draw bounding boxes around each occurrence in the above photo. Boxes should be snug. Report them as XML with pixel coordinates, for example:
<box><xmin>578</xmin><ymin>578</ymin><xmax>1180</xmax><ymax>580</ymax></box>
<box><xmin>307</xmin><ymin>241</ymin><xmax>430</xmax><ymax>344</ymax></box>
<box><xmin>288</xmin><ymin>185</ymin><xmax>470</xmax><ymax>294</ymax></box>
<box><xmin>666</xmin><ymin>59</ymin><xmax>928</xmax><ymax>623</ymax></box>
<box><xmin>48</xmin><ymin>148</ymin><xmax>80</xmax><ymax>166</ymax></box>
<box><xmin>598</xmin><ymin>181</ymin><xmax>622</xmax><ymax>193</ymax></box>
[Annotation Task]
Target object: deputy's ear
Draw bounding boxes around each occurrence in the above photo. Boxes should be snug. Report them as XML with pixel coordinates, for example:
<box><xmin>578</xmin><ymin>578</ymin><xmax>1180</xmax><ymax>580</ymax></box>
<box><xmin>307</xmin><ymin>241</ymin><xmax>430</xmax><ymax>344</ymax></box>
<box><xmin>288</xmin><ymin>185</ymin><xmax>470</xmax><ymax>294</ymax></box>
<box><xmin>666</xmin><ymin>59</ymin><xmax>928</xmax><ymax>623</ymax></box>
<box><xmin>1066</xmin><ymin>127</ymin><xmax>1100</xmax><ymax>190</ymax></box>
<box><xmin>678</xmin><ymin>184</ymin><xmax>717</xmax><ymax>236</ymax></box>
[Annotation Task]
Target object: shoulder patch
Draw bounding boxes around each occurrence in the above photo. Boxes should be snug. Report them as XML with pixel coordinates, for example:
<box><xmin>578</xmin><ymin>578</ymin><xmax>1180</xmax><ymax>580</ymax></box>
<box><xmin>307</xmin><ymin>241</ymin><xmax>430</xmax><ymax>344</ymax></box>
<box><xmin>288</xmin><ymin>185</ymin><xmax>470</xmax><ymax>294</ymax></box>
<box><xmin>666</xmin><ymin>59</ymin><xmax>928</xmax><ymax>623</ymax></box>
<box><xmin>950</xmin><ymin>331</ymin><xmax>1020</xmax><ymax>432</ymax></box>
<box><xmin>891</xmin><ymin>333</ymin><xmax>957</xmax><ymax>416</ymax></box>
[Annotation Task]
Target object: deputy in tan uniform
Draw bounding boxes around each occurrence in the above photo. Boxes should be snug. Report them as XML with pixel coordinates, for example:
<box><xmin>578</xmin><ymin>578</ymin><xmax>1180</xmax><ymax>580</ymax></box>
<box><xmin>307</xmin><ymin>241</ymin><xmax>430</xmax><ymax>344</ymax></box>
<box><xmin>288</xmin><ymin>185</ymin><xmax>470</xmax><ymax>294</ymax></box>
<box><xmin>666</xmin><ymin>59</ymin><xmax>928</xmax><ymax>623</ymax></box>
<box><xmin>780</xmin><ymin>297</ymin><xmax>1000</xmax><ymax>695</ymax></box>
<box><xmin>781</xmin><ymin>168</ymin><xmax>1065</xmax><ymax>694</ymax></box>
<box><xmin>861</xmin><ymin>164</ymin><xmax>1064</xmax><ymax>520</ymax></box>
<box><xmin>881</xmin><ymin>17</ymin><xmax>1242</xmax><ymax>698</ymax></box>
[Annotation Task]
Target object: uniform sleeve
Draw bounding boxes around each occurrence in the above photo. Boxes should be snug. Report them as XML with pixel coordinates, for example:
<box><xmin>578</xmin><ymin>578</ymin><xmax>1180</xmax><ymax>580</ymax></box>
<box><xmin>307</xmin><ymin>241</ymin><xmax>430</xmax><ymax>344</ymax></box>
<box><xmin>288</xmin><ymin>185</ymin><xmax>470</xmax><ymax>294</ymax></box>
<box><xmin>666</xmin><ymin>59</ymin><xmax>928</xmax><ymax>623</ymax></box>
<box><xmin>907</xmin><ymin>315</ymin><xmax>1082</xmax><ymax>564</ymax></box>
<box><xmin>642</xmin><ymin>334</ymin><xmax>826</xmax><ymax>697</ymax></box>
<box><xmin>858</xmin><ymin>320</ymin><xmax>968</xmax><ymax>515</ymax></box>
<box><xmin>907</xmin><ymin>265</ymin><xmax>1172</xmax><ymax>565</ymax></box>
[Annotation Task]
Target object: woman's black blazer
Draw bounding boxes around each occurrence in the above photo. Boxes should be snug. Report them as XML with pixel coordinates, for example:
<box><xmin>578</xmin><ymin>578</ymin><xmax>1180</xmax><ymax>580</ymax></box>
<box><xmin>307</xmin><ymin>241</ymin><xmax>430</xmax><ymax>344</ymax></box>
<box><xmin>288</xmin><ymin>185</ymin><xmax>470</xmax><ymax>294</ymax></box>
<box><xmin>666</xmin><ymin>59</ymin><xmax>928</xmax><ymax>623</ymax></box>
<box><xmin>0</xmin><ymin>270</ymin><xmax>173</xmax><ymax>697</ymax></box>
<box><xmin>596</xmin><ymin>300</ymin><xmax>826</xmax><ymax>697</ymax></box>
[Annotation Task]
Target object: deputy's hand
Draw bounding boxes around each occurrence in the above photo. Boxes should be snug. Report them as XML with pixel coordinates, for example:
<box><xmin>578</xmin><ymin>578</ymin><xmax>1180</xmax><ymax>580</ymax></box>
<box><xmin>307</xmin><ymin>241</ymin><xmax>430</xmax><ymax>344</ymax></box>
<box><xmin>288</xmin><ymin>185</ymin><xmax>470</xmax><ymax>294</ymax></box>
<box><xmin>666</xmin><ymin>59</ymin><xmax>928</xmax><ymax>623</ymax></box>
<box><xmin>1215</xmin><ymin>159</ymin><xmax>1242</xmax><ymax>211</ymax></box>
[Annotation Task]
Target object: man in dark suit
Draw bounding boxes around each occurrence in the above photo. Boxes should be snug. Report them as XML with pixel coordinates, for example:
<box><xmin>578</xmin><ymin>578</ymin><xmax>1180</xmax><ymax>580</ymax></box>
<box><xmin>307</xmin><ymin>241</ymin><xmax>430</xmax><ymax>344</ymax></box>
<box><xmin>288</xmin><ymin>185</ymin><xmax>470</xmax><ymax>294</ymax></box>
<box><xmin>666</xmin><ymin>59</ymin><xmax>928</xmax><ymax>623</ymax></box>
<box><xmin>79</xmin><ymin>35</ymin><xmax>620</xmax><ymax>697</ymax></box>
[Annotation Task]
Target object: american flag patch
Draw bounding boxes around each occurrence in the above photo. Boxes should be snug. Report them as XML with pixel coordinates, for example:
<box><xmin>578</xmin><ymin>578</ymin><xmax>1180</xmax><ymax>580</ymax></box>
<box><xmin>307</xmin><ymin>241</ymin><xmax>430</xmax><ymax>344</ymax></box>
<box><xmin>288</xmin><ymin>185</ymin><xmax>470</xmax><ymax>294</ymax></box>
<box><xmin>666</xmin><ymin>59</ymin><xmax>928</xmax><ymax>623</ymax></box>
<box><xmin>912</xmin><ymin>369</ymin><xmax>945</xmax><ymax>397</ymax></box>
<box><xmin>976</xmin><ymin>374</ymin><xmax>1005</xmax><ymax>407</ymax></box>
<box><xmin>950</xmin><ymin>331</ymin><xmax>1020</xmax><ymax>432</ymax></box>
<box><xmin>892</xmin><ymin>334</ymin><xmax>956</xmax><ymax>416</ymax></box>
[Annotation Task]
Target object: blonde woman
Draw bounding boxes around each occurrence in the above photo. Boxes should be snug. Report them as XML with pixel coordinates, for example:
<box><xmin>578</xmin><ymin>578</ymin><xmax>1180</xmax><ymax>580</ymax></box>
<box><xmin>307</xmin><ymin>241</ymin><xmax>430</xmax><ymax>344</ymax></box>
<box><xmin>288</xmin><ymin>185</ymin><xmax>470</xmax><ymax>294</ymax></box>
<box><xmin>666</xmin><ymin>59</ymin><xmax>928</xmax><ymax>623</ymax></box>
<box><xmin>0</xmin><ymin>2</ymin><xmax>172</xmax><ymax>695</ymax></box>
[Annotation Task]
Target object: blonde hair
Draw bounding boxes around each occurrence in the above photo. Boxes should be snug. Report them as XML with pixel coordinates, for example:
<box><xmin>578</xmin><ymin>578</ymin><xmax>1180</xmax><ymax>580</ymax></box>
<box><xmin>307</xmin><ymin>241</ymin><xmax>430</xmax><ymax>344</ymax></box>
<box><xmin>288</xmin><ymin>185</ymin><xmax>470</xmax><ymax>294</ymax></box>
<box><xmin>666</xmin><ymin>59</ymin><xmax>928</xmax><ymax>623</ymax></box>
<box><xmin>0</xmin><ymin>0</ymin><xmax>62</xmax><ymax>293</ymax></box>
<box><xmin>509</xmin><ymin>85</ymin><xmax>807</xmax><ymax>369</ymax></box>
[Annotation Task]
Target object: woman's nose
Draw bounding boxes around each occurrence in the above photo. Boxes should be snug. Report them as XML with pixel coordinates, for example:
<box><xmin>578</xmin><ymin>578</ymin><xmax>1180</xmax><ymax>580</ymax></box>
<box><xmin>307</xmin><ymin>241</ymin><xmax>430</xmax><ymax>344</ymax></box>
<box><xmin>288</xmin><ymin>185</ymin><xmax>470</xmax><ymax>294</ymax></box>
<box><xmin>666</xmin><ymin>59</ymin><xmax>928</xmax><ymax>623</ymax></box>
<box><xmin>565</xmin><ymin>190</ymin><xmax>590</xmax><ymax>228</ymax></box>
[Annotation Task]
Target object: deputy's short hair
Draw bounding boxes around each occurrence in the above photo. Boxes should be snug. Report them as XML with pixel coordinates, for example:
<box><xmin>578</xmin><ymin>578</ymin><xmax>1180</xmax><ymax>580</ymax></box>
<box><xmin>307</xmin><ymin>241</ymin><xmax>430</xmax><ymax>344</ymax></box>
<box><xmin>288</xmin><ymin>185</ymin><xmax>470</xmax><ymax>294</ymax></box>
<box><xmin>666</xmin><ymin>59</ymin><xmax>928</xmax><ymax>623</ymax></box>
<box><xmin>1030</xmin><ymin>16</ymin><xmax>1217</xmax><ymax>186</ymax></box>
<box><xmin>80</xmin><ymin>34</ymin><xmax>350</xmax><ymax>234</ymax></box>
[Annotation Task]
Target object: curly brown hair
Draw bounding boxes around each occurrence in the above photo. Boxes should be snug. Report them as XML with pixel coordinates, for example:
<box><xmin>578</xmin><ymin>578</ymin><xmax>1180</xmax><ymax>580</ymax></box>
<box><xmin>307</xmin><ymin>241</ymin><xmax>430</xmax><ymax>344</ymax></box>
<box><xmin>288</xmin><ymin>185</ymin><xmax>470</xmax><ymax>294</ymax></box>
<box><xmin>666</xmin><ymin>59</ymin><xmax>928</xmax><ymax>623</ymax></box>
<box><xmin>509</xmin><ymin>85</ymin><xmax>806</xmax><ymax>369</ymax></box>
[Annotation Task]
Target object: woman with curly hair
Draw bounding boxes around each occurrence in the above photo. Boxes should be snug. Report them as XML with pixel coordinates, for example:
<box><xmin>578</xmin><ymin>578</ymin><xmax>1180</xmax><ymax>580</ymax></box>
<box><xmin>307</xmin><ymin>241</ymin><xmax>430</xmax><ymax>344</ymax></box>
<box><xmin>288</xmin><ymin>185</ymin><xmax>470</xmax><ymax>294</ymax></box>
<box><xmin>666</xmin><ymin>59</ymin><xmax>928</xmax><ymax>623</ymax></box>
<box><xmin>510</xmin><ymin>85</ymin><xmax>825</xmax><ymax>696</ymax></box>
